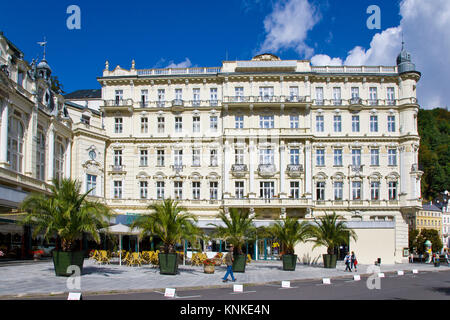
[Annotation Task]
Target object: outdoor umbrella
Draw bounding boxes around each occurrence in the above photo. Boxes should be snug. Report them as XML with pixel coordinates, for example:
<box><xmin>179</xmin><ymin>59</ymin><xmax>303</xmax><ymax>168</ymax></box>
<box><xmin>100</xmin><ymin>223</ymin><xmax>141</xmax><ymax>265</ymax></box>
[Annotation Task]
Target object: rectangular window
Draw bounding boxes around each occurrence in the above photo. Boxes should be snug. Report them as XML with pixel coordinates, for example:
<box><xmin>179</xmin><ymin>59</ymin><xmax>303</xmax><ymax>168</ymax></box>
<box><xmin>157</xmin><ymin>116</ymin><xmax>165</xmax><ymax>133</ymax></box>
<box><xmin>235</xmin><ymin>181</ymin><xmax>244</xmax><ymax>199</ymax></box>
<box><xmin>259</xmin><ymin>115</ymin><xmax>274</xmax><ymax>129</ymax></box>
<box><xmin>316</xmin><ymin>149</ymin><xmax>325</xmax><ymax>166</ymax></box>
<box><xmin>352</xmin><ymin>149</ymin><xmax>361</xmax><ymax>166</ymax></box>
<box><xmin>316</xmin><ymin>115</ymin><xmax>324</xmax><ymax>132</ymax></box>
<box><xmin>371</xmin><ymin>149</ymin><xmax>379</xmax><ymax>166</ymax></box>
<box><xmin>333</xmin><ymin>87</ymin><xmax>341</xmax><ymax>105</ymax></box>
<box><xmin>334</xmin><ymin>182</ymin><xmax>343</xmax><ymax>200</ymax></box>
<box><xmin>316</xmin><ymin>182</ymin><xmax>325</xmax><ymax>200</ymax></box>
<box><xmin>210</xmin><ymin>88</ymin><xmax>218</xmax><ymax>106</ymax></box>
<box><xmin>334</xmin><ymin>149</ymin><xmax>342</xmax><ymax>166</ymax></box>
<box><xmin>192</xmin><ymin>181</ymin><xmax>201</xmax><ymax>200</ymax></box>
<box><xmin>115</xmin><ymin>90</ymin><xmax>123</xmax><ymax>105</ymax></box>
<box><xmin>174</xmin><ymin>181</ymin><xmax>183</xmax><ymax>199</ymax></box>
<box><xmin>141</xmin><ymin>117</ymin><xmax>148</xmax><ymax>133</ymax></box>
<box><xmin>114</xmin><ymin>150</ymin><xmax>122</xmax><ymax>167</ymax></box>
<box><xmin>157</xmin><ymin>89</ymin><xmax>165</xmax><ymax>107</ymax></box>
<box><xmin>369</xmin><ymin>87</ymin><xmax>378</xmax><ymax>105</ymax></box>
<box><xmin>235</xmin><ymin>148</ymin><xmax>244</xmax><ymax>165</ymax></box>
<box><xmin>140</xmin><ymin>181</ymin><xmax>148</xmax><ymax>199</ymax></box>
<box><xmin>316</xmin><ymin>87</ymin><xmax>324</xmax><ymax>105</ymax></box>
<box><xmin>260</xmin><ymin>181</ymin><xmax>275</xmax><ymax>199</ymax></box>
<box><xmin>290</xmin><ymin>149</ymin><xmax>300</xmax><ymax>165</ymax></box>
<box><xmin>174</xmin><ymin>150</ymin><xmax>183</xmax><ymax>167</ymax></box>
<box><xmin>352</xmin><ymin>181</ymin><xmax>362</xmax><ymax>200</ymax></box>
<box><xmin>210</xmin><ymin>149</ymin><xmax>218</xmax><ymax>166</ymax></box>
<box><xmin>86</xmin><ymin>174</ymin><xmax>97</xmax><ymax>196</ymax></box>
<box><xmin>141</xmin><ymin>89</ymin><xmax>148</xmax><ymax>107</ymax></box>
<box><xmin>235</xmin><ymin>115</ymin><xmax>244</xmax><ymax>129</ymax></box>
<box><xmin>175</xmin><ymin>116</ymin><xmax>182</xmax><ymax>132</ymax></box>
<box><xmin>81</xmin><ymin>114</ymin><xmax>90</xmax><ymax>125</ymax></box>
<box><xmin>352</xmin><ymin>115</ymin><xmax>360</xmax><ymax>132</ymax></box>
<box><xmin>210</xmin><ymin>115</ymin><xmax>218</xmax><ymax>132</ymax></box>
<box><xmin>259</xmin><ymin>86</ymin><xmax>274</xmax><ymax>102</ymax></box>
<box><xmin>290</xmin><ymin>115</ymin><xmax>299</xmax><ymax>129</ymax></box>
<box><xmin>388</xmin><ymin>181</ymin><xmax>397</xmax><ymax>200</ymax></box>
<box><xmin>290</xmin><ymin>181</ymin><xmax>300</xmax><ymax>199</ymax></box>
<box><xmin>370</xmin><ymin>115</ymin><xmax>378</xmax><ymax>132</ymax></box>
<box><xmin>156</xmin><ymin>181</ymin><xmax>165</xmax><ymax>199</ymax></box>
<box><xmin>371</xmin><ymin>182</ymin><xmax>380</xmax><ymax>200</ymax></box>
<box><xmin>193</xmin><ymin>116</ymin><xmax>200</xmax><ymax>132</ymax></box>
<box><xmin>235</xmin><ymin>87</ymin><xmax>244</xmax><ymax>101</ymax></box>
<box><xmin>259</xmin><ymin>148</ymin><xmax>274</xmax><ymax>165</ymax></box>
<box><xmin>192</xmin><ymin>149</ymin><xmax>201</xmax><ymax>167</ymax></box>
<box><xmin>210</xmin><ymin>182</ymin><xmax>218</xmax><ymax>200</ymax></box>
<box><xmin>351</xmin><ymin>87</ymin><xmax>359</xmax><ymax>99</ymax></box>
<box><xmin>387</xmin><ymin>87</ymin><xmax>395</xmax><ymax>105</ymax></box>
<box><xmin>289</xmin><ymin>86</ymin><xmax>299</xmax><ymax>101</ymax></box>
<box><xmin>388</xmin><ymin>115</ymin><xmax>396</xmax><ymax>132</ymax></box>
<box><xmin>193</xmin><ymin>88</ymin><xmax>200</xmax><ymax>106</ymax></box>
<box><xmin>388</xmin><ymin>149</ymin><xmax>397</xmax><ymax>166</ymax></box>
<box><xmin>333</xmin><ymin>115</ymin><xmax>342</xmax><ymax>132</ymax></box>
<box><xmin>140</xmin><ymin>149</ymin><xmax>148</xmax><ymax>167</ymax></box>
<box><xmin>157</xmin><ymin>149</ymin><xmax>165</xmax><ymax>166</ymax></box>
<box><xmin>114</xmin><ymin>118</ymin><xmax>123</xmax><ymax>133</ymax></box>
<box><xmin>113</xmin><ymin>181</ymin><xmax>122</xmax><ymax>199</ymax></box>
<box><xmin>175</xmin><ymin>88</ymin><xmax>183</xmax><ymax>101</ymax></box>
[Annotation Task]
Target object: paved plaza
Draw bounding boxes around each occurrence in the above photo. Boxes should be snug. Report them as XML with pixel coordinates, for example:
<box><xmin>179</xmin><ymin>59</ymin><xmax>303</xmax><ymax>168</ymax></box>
<box><xmin>0</xmin><ymin>258</ymin><xmax>447</xmax><ymax>298</ymax></box>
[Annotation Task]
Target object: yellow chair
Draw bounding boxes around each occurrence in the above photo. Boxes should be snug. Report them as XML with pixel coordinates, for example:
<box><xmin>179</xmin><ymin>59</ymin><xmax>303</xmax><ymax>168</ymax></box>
<box><xmin>97</xmin><ymin>250</ymin><xmax>111</xmax><ymax>264</ymax></box>
<box><xmin>89</xmin><ymin>250</ymin><xmax>100</xmax><ymax>261</ymax></box>
<box><xmin>122</xmin><ymin>251</ymin><xmax>132</xmax><ymax>265</ymax></box>
<box><xmin>127</xmin><ymin>252</ymin><xmax>143</xmax><ymax>267</ymax></box>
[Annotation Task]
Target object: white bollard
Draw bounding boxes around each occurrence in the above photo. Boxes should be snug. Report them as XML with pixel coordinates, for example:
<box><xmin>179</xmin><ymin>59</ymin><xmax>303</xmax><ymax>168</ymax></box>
<box><xmin>281</xmin><ymin>281</ymin><xmax>291</xmax><ymax>288</ymax></box>
<box><xmin>412</xmin><ymin>269</ymin><xmax>419</xmax><ymax>274</ymax></box>
<box><xmin>353</xmin><ymin>275</ymin><xmax>361</xmax><ymax>281</ymax></box>
<box><xmin>164</xmin><ymin>288</ymin><xmax>176</xmax><ymax>298</ymax></box>
<box><xmin>397</xmin><ymin>270</ymin><xmax>404</xmax><ymax>276</ymax></box>
<box><xmin>233</xmin><ymin>284</ymin><xmax>243</xmax><ymax>293</ymax></box>
<box><xmin>322</xmin><ymin>278</ymin><xmax>331</xmax><ymax>285</ymax></box>
<box><xmin>67</xmin><ymin>292</ymin><xmax>82</xmax><ymax>300</ymax></box>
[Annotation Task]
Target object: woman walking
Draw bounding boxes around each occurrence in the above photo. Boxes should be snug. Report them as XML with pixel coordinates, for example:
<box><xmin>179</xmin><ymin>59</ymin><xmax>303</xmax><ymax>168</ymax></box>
<box><xmin>351</xmin><ymin>251</ymin><xmax>358</xmax><ymax>271</ymax></box>
<box><xmin>222</xmin><ymin>245</ymin><xmax>236</xmax><ymax>282</ymax></box>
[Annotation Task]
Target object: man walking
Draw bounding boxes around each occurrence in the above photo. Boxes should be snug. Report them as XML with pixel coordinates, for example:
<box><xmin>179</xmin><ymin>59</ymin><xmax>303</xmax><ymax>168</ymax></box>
<box><xmin>344</xmin><ymin>252</ymin><xmax>352</xmax><ymax>272</ymax></box>
<box><xmin>222</xmin><ymin>245</ymin><xmax>236</xmax><ymax>282</ymax></box>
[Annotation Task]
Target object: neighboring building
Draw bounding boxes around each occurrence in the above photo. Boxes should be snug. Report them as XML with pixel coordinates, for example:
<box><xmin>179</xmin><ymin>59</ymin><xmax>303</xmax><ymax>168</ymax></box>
<box><xmin>64</xmin><ymin>89</ymin><xmax>102</xmax><ymax>111</ymax></box>
<box><xmin>0</xmin><ymin>31</ymin><xmax>424</xmax><ymax>264</ymax></box>
<box><xmin>415</xmin><ymin>203</ymin><xmax>442</xmax><ymax>237</ymax></box>
<box><xmin>435</xmin><ymin>190</ymin><xmax>449</xmax><ymax>249</ymax></box>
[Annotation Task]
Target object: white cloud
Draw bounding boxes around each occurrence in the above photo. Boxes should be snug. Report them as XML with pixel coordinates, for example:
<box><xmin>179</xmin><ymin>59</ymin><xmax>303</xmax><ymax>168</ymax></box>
<box><xmin>166</xmin><ymin>58</ymin><xmax>192</xmax><ymax>68</ymax></box>
<box><xmin>310</xmin><ymin>0</ymin><xmax>450</xmax><ymax>108</ymax></box>
<box><xmin>259</xmin><ymin>0</ymin><xmax>320</xmax><ymax>58</ymax></box>
<box><xmin>310</xmin><ymin>54</ymin><xmax>342</xmax><ymax>66</ymax></box>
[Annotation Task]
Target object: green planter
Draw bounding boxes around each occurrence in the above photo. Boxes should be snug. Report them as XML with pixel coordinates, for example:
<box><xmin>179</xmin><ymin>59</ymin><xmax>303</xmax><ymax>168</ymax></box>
<box><xmin>282</xmin><ymin>254</ymin><xmax>297</xmax><ymax>271</ymax></box>
<box><xmin>232</xmin><ymin>254</ymin><xmax>247</xmax><ymax>273</ymax></box>
<box><xmin>52</xmin><ymin>251</ymin><xmax>85</xmax><ymax>277</ymax></box>
<box><xmin>322</xmin><ymin>254</ymin><xmax>337</xmax><ymax>268</ymax></box>
<box><xmin>159</xmin><ymin>253</ymin><xmax>178</xmax><ymax>275</ymax></box>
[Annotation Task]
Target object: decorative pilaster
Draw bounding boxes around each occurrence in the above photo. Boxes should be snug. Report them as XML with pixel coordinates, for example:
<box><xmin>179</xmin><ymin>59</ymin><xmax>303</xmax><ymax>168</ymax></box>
<box><xmin>248</xmin><ymin>139</ymin><xmax>256</xmax><ymax>198</ymax></box>
<box><xmin>279</xmin><ymin>141</ymin><xmax>287</xmax><ymax>198</ymax></box>
<box><xmin>47</xmin><ymin>127</ymin><xmax>54</xmax><ymax>182</ymax></box>
<box><xmin>304</xmin><ymin>141</ymin><xmax>312</xmax><ymax>198</ymax></box>
<box><xmin>0</xmin><ymin>100</ymin><xmax>9</xmax><ymax>167</ymax></box>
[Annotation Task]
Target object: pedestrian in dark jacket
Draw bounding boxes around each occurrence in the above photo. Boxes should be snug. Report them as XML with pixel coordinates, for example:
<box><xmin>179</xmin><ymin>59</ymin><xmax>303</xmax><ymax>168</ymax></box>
<box><xmin>344</xmin><ymin>252</ymin><xmax>352</xmax><ymax>272</ymax></box>
<box><xmin>351</xmin><ymin>251</ymin><xmax>357</xmax><ymax>271</ymax></box>
<box><xmin>222</xmin><ymin>245</ymin><xmax>236</xmax><ymax>282</ymax></box>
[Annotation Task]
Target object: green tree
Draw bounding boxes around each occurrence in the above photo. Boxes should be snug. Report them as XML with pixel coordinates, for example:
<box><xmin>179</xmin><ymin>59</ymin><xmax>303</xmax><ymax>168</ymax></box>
<box><xmin>266</xmin><ymin>217</ymin><xmax>311</xmax><ymax>255</ymax></box>
<box><xmin>208</xmin><ymin>208</ymin><xmax>256</xmax><ymax>255</ymax></box>
<box><xmin>420</xmin><ymin>229</ymin><xmax>443</xmax><ymax>253</ymax></box>
<box><xmin>51</xmin><ymin>75</ymin><xmax>65</xmax><ymax>94</ymax></box>
<box><xmin>308</xmin><ymin>212</ymin><xmax>357</xmax><ymax>255</ymax></box>
<box><xmin>20</xmin><ymin>178</ymin><xmax>111</xmax><ymax>251</ymax></box>
<box><xmin>130</xmin><ymin>198</ymin><xmax>202</xmax><ymax>253</ymax></box>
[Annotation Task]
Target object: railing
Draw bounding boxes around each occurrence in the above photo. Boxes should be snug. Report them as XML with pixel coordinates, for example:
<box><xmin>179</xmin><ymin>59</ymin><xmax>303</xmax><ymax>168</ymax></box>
<box><xmin>104</xmin><ymin>99</ymin><xmax>134</xmax><ymax>107</ymax></box>
<box><xmin>223</xmin><ymin>95</ymin><xmax>309</xmax><ymax>104</ymax></box>
<box><xmin>311</xmin><ymin>66</ymin><xmax>398</xmax><ymax>74</ymax></box>
<box><xmin>232</xmin><ymin>164</ymin><xmax>248</xmax><ymax>172</ymax></box>
<box><xmin>287</xmin><ymin>164</ymin><xmax>304</xmax><ymax>172</ymax></box>
<box><xmin>137</xmin><ymin>67</ymin><xmax>222</xmax><ymax>76</ymax></box>
<box><xmin>110</xmin><ymin>165</ymin><xmax>125</xmax><ymax>172</ymax></box>
<box><xmin>349</xmin><ymin>97</ymin><xmax>362</xmax><ymax>105</ymax></box>
<box><xmin>172</xmin><ymin>99</ymin><xmax>184</xmax><ymax>107</ymax></box>
<box><xmin>258</xmin><ymin>164</ymin><xmax>276</xmax><ymax>176</ymax></box>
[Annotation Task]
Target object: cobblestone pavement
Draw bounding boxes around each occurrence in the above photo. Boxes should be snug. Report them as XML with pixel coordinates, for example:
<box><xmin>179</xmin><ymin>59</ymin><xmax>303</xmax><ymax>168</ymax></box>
<box><xmin>0</xmin><ymin>258</ymin><xmax>446</xmax><ymax>298</ymax></box>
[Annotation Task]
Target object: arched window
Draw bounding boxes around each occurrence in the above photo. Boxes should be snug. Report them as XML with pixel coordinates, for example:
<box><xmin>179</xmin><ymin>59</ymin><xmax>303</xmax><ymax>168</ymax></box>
<box><xmin>7</xmin><ymin>116</ymin><xmax>24</xmax><ymax>173</ymax></box>
<box><xmin>54</xmin><ymin>138</ymin><xmax>65</xmax><ymax>181</ymax></box>
<box><xmin>36</xmin><ymin>128</ymin><xmax>46</xmax><ymax>180</ymax></box>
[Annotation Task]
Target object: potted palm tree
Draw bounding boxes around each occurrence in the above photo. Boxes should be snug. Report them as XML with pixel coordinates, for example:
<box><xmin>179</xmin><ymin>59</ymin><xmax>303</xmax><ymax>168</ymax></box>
<box><xmin>267</xmin><ymin>217</ymin><xmax>311</xmax><ymax>271</ymax></box>
<box><xmin>131</xmin><ymin>199</ymin><xmax>202</xmax><ymax>275</ymax></box>
<box><xmin>308</xmin><ymin>212</ymin><xmax>357</xmax><ymax>268</ymax></box>
<box><xmin>208</xmin><ymin>208</ymin><xmax>256</xmax><ymax>273</ymax></box>
<box><xmin>20</xmin><ymin>178</ymin><xmax>111</xmax><ymax>276</ymax></box>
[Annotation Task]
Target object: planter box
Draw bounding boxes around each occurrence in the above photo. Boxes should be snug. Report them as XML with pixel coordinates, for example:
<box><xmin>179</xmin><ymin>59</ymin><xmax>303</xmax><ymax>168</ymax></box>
<box><xmin>159</xmin><ymin>253</ymin><xmax>178</xmax><ymax>275</ymax></box>
<box><xmin>322</xmin><ymin>254</ymin><xmax>337</xmax><ymax>268</ymax></box>
<box><xmin>282</xmin><ymin>254</ymin><xmax>297</xmax><ymax>271</ymax></box>
<box><xmin>232</xmin><ymin>254</ymin><xmax>247</xmax><ymax>273</ymax></box>
<box><xmin>52</xmin><ymin>251</ymin><xmax>85</xmax><ymax>277</ymax></box>
<box><xmin>203</xmin><ymin>265</ymin><xmax>215</xmax><ymax>274</ymax></box>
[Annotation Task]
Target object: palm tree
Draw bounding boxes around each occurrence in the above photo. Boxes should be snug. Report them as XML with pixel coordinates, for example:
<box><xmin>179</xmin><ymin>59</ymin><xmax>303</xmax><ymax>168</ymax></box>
<box><xmin>308</xmin><ymin>212</ymin><xmax>357</xmax><ymax>267</ymax></box>
<box><xmin>208</xmin><ymin>208</ymin><xmax>256</xmax><ymax>255</ymax></box>
<box><xmin>267</xmin><ymin>217</ymin><xmax>311</xmax><ymax>255</ymax></box>
<box><xmin>131</xmin><ymin>198</ymin><xmax>202</xmax><ymax>254</ymax></box>
<box><xmin>20</xmin><ymin>178</ymin><xmax>111</xmax><ymax>251</ymax></box>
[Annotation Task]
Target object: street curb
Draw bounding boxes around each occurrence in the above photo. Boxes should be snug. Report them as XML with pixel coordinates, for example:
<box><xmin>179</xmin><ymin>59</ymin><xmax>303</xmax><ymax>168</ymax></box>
<box><xmin>2</xmin><ymin>267</ymin><xmax>449</xmax><ymax>300</ymax></box>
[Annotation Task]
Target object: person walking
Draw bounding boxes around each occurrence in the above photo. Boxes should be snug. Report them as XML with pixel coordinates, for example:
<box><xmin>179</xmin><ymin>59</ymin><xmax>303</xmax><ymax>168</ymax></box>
<box><xmin>222</xmin><ymin>245</ymin><xmax>236</xmax><ymax>283</ymax></box>
<box><xmin>351</xmin><ymin>251</ymin><xmax>358</xmax><ymax>272</ymax></box>
<box><xmin>409</xmin><ymin>252</ymin><xmax>414</xmax><ymax>263</ymax></box>
<box><xmin>444</xmin><ymin>250</ymin><xmax>449</xmax><ymax>265</ymax></box>
<box><xmin>344</xmin><ymin>252</ymin><xmax>352</xmax><ymax>272</ymax></box>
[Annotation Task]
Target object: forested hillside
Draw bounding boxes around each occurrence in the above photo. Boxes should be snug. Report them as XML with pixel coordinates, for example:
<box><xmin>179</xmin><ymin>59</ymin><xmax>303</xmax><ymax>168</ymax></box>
<box><xmin>418</xmin><ymin>108</ymin><xmax>450</xmax><ymax>200</ymax></box>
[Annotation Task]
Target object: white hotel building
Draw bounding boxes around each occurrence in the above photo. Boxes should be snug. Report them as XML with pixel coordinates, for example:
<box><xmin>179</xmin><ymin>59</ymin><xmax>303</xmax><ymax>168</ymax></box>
<box><xmin>0</xmin><ymin>31</ymin><xmax>423</xmax><ymax>264</ymax></box>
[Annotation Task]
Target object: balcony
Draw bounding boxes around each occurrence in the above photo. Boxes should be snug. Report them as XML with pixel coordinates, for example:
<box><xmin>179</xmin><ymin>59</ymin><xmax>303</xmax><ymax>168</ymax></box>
<box><xmin>171</xmin><ymin>165</ymin><xmax>185</xmax><ymax>173</ymax></box>
<box><xmin>223</xmin><ymin>95</ymin><xmax>309</xmax><ymax>107</ymax></box>
<box><xmin>231</xmin><ymin>164</ymin><xmax>248</xmax><ymax>177</ymax></box>
<box><xmin>156</xmin><ymin>101</ymin><xmax>166</xmax><ymax>108</ymax></box>
<box><xmin>110</xmin><ymin>165</ymin><xmax>126</xmax><ymax>173</ymax></box>
<box><xmin>286</xmin><ymin>164</ymin><xmax>304</xmax><ymax>177</ymax></box>
<box><xmin>139</xmin><ymin>101</ymin><xmax>149</xmax><ymax>108</ymax></box>
<box><xmin>333</xmin><ymin>99</ymin><xmax>342</xmax><ymax>106</ymax></box>
<box><xmin>286</xmin><ymin>95</ymin><xmax>307</xmax><ymax>103</ymax></box>
<box><xmin>223</xmin><ymin>197</ymin><xmax>311</xmax><ymax>208</ymax></box>
<box><xmin>258</xmin><ymin>164</ymin><xmax>276</xmax><ymax>177</ymax></box>
<box><xmin>350</xmin><ymin>165</ymin><xmax>364</xmax><ymax>176</ymax></box>
<box><xmin>171</xmin><ymin>99</ymin><xmax>184</xmax><ymax>111</ymax></box>
<box><xmin>349</xmin><ymin>97</ymin><xmax>362</xmax><ymax>105</ymax></box>
<box><xmin>102</xmin><ymin>99</ymin><xmax>134</xmax><ymax>113</ymax></box>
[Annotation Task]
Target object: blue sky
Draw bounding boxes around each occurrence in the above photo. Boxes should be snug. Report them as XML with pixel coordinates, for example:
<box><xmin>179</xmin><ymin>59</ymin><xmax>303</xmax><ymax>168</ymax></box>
<box><xmin>1</xmin><ymin>0</ymin><xmax>448</xmax><ymax>109</ymax></box>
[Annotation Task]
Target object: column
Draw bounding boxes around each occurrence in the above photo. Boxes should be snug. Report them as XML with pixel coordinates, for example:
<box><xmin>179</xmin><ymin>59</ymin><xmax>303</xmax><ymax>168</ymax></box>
<box><xmin>279</xmin><ymin>141</ymin><xmax>287</xmax><ymax>198</ymax></box>
<box><xmin>0</xmin><ymin>100</ymin><xmax>9</xmax><ymax>166</ymax></box>
<box><xmin>65</xmin><ymin>139</ymin><xmax>72</xmax><ymax>178</ymax></box>
<box><xmin>304</xmin><ymin>141</ymin><xmax>312</xmax><ymax>198</ymax></box>
<box><xmin>223</xmin><ymin>139</ymin><xmax>231</xmax><ymax>198</ymax></box>
<box><xmin>399</xmin><ymin>146</ymin><xmax>406</xmax><ymax>195</ymax></box>
<box><xmin>248</xmin><ymin>139</ymin><xmax>256</xmax><ymax>198</ymax></box>
<box><xmin>47</xmin><ymin>127</ymin><xmax>54</xmax><ymax>182</ymax></box>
